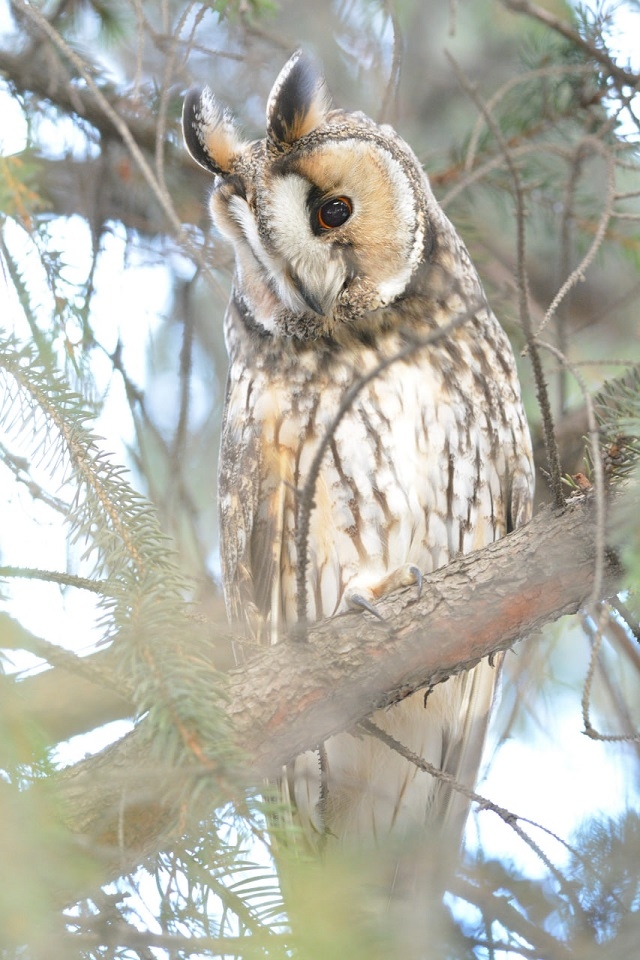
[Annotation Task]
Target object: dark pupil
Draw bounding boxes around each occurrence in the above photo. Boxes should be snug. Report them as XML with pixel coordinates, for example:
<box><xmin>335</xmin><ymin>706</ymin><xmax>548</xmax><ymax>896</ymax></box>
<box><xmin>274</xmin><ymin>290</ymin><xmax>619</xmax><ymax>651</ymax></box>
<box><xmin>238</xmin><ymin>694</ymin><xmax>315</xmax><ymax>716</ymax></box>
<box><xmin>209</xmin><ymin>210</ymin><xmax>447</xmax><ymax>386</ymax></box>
<box><xmin>320</xmin><ymin>198</ymin><xmax>351</xmax><ymax>228</ymax></box>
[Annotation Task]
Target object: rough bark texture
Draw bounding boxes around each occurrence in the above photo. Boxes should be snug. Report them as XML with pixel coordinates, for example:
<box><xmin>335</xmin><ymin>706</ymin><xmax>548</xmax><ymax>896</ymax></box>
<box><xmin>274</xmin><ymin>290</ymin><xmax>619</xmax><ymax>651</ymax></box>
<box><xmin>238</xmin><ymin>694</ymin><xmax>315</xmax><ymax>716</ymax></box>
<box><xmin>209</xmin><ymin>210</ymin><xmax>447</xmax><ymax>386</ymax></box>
<box><xmin>225</xmin><ymin>496</ymin><xmax>620</xmax><ymax>767</ymax></box>
<box><xmin>52</xmin><ymin>494</ymin><xmax>623</xmax><ymax>892</ymax></box>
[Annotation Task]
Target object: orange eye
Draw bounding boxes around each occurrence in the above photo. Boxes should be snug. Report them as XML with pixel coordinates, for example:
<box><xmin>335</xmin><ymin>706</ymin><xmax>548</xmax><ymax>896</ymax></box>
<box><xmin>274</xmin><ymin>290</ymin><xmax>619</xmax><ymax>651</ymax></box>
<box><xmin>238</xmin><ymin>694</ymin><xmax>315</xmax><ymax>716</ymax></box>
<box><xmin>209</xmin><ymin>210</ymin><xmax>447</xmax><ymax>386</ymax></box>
<box><xmin>317</xmin><ymin>196</ymin><xmax>352</xmax><ymax>230</ymax></box>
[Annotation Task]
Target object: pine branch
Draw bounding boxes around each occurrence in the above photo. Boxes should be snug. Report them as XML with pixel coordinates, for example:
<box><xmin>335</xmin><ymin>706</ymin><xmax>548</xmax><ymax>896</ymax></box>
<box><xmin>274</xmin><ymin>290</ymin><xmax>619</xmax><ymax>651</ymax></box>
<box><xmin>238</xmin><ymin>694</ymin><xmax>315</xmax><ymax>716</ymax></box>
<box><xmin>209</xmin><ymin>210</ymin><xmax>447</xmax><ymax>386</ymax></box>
<box><xmin>52</xmin><ymin>493</ymin><xmax>624</xmax><ymax>894</ymax></box>
<box><xmin>2</xmin><ymin>648</ymin><xmax>133</xmax><ymax>752</ymax></box>
<box><xmin>501</xmin><ymin>0</ymin><xmax>640</xmax><ymax>91</ymax></box>
<box><xmin>595</xmin><ymin>365</ymin><xmax>640</xmax><ymax>478</ymax></box>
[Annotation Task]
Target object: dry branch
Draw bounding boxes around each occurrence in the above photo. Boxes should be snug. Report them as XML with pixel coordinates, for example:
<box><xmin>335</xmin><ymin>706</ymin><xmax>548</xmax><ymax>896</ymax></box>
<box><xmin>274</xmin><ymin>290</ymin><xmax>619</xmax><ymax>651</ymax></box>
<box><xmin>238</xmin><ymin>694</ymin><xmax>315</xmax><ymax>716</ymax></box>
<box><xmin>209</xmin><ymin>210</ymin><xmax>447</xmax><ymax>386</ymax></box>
<box><xmin>0</xmin><ymin>46</ymin><xmax>214</xmax><ymax>234</ymax></box>
<box><xmin>54</xmin><ymin>493</ymin><xmax>624</xmax><ymax>890</ymax></box>
<box><xmin>35</xmin><ymin>153</ymin><xmax>211</xmax><ymax>236</ymax></box>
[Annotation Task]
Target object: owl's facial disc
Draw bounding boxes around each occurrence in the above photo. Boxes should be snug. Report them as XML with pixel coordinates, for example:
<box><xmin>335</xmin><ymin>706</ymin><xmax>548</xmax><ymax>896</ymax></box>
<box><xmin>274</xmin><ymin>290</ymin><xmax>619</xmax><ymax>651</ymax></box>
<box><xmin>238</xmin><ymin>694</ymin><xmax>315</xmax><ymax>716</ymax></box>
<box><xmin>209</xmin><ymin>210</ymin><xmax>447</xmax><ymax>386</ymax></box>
<box><xmin>208</xmin><ymin>132</ymin><xmax>428</xmax><ymax>338</ymax></box>
<box><xmin>258</xmin><ymin>137</ymin><xmax>426</xmax><ymax>327</ymax></box>
<box><xmin>261</xmin><ymin>173</ymin><xmax>351</xmax><ymax>318</ymax></box>
<box><xmin>211</xmin><ymin>174</ymin><xmax>346</xmax><ymax>321</ymax></box>
<box><xmin>184</xmin><ymin>52</ymin><xmax>438</xmax><ymax>339</ymax></box>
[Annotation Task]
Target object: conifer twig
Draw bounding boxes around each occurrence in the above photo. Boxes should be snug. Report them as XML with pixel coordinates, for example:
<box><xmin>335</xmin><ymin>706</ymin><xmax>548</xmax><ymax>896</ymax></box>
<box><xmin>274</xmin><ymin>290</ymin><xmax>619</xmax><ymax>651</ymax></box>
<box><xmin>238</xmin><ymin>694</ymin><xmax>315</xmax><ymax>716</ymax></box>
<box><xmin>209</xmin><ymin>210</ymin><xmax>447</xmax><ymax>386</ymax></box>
<box><xmin>501</xmin><ymin>0</ymin><xmax>640</xmax><ymax>90</ymax></box>
<box><xmin>358</xmin><ymin>718</ymin><xmax>586</xmax><ymax>917</ymax></box>
<box><xmin>446</xmin><ymin>51</ymin><xmax>565</xmax><ymax>509</ymax></box>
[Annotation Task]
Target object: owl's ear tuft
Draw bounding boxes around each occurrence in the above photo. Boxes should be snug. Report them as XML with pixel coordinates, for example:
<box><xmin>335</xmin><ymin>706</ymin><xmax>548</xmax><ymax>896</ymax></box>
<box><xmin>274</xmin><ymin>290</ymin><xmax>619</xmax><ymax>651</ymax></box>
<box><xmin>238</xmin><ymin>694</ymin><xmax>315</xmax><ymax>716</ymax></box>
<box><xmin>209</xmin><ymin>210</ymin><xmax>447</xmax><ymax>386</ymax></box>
<box><xmin>182</xmin><ymin>87</ymin><xmax>245</xmax><ymax>175</ymax></box>
<box><xmin>266</xmin><ymin>50</ymin><xmax>332</xmax><ymax>146</ymax></box>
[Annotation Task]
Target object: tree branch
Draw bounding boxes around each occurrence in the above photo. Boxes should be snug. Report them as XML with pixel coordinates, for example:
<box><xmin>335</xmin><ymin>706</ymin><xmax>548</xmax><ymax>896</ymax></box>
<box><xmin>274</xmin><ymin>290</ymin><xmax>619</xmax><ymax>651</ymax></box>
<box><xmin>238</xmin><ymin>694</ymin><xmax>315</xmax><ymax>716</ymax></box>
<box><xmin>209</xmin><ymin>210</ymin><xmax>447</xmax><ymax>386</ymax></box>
<box><xmin>35</xmin><ymin>152</ymin><xmax>212</xmax><ymax>236</ymax></box>
<box><xmin>52</xmin><ymin>493</ymin><xmax>624</xmax><ymax>891</ymax></box>
<box><xmin>0</xmin><ymin>45</ymin><xmax>211</xmax><ymax>235</ymax></box>
<box><xmin>0</xmin><ymin>47</ymin><xmax>159</xmax><ymax>150</ymax></box>
<box><xmin>8</xmin><ymin>650</ymin><xmax>133</xmax><ymax>750</ymax></box>
<box><xmin>501</xmin><ymin>0</ymin><xmax>640</xmax><ymax>91</ymax></box>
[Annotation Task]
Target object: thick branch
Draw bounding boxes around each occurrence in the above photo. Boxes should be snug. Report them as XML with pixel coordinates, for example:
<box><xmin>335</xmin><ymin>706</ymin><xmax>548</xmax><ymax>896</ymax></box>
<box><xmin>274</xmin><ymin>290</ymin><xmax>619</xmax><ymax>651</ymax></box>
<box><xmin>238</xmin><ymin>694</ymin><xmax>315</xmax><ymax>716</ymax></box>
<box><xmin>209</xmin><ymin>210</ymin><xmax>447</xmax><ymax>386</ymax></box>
<box><xmin>54</xmin><ymin>495</ymin><xmax>623</xmax><ymax>887</ymax></box>
<box><xmin>10</xmin><ymin>650</ymin><xmax>133</xmax><ymax>748</ymax></box>
<box><xmin>225</xmin><ymin>496</ymin><xmax>620</xmax><ymax>766</ymax></box>
<box><xmin>0</xmin><ymin>48</ymin><xmax>211</xmax><ymax>234</ymax></box>
<box><xmin>7</xmin><ymin>403</ymin><xmax>595</xmax><ymax>761</ymax></box>
<box><xmin>36</xmin><ymin>151</ymin><xmax>212</xmax><ymax>235</ymax></box>
<box><xmin>0</xmin><ymin>47</ymin><xmax>159</xmax><ymax>150</ymax></box>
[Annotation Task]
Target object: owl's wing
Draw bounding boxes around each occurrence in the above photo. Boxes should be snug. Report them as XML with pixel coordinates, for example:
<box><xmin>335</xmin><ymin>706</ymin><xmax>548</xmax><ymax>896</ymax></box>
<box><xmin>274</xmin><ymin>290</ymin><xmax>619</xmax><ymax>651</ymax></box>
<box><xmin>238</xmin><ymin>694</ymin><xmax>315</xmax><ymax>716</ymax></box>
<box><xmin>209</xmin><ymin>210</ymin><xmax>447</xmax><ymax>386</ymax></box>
<box><xmin>508</xmin><ymin>459</ymin><xmax>535</xmax><ymax>533</ymax></box>
<box><xmin>218</xmin><ymin>405</ymin><xmax>258</xmax><ymax>632</ymax></box>
<box><xmin>218</xmin><ymin>373</ymin><xmax>286</xmax><ymax>647</ymax></box>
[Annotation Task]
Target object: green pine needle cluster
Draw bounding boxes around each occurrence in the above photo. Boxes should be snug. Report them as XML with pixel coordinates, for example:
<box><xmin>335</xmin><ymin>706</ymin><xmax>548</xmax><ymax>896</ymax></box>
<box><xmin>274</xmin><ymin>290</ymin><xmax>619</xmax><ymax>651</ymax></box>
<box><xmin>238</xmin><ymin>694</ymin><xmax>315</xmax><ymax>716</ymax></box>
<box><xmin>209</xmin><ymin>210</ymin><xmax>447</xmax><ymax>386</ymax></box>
<box><xmin>594</xmin><ymin>365</ymin><xmax>640</xmax><ymax>481</ymax></box>
<box><xmin>0</xmin><ymin>331</ymin><xmax>244</xmax><ymax>814</ymax></box>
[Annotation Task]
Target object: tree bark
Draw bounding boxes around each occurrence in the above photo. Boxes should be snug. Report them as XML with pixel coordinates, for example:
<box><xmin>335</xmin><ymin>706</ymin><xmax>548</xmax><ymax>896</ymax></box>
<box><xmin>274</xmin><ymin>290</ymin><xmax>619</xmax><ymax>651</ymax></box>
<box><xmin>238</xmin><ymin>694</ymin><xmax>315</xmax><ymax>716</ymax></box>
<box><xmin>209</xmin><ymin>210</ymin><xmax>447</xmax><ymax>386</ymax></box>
<box><xmin>53</xmin><ymin>493</ymin><xmax>624</xmax><ymax>890</ymax></box>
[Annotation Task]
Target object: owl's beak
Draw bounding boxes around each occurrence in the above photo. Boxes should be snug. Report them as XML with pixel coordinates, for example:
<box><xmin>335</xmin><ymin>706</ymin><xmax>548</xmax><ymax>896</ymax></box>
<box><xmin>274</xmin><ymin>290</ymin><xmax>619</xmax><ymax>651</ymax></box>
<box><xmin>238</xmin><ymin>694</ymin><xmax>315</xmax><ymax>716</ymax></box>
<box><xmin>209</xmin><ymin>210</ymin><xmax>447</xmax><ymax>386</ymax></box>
<box><xmin>290</xmin><ymin>272</ymin><xmax>327</xmax><ymax>316</ymax></box>
<box><xmin>297</xmin><ymin>286</ymin><xmax>326</xmax><ymax>316</ymax></box>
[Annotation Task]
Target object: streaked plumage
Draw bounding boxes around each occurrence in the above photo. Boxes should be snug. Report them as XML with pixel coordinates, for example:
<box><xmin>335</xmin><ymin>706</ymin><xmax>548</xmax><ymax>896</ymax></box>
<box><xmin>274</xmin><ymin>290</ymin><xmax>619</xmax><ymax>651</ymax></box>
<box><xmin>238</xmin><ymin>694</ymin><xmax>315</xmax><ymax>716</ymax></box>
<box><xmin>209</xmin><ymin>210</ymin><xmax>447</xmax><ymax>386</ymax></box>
<box><xmin>183</xmin><ymin>51</ymin><xmax>534</xmax><ymax>849</ymax></box>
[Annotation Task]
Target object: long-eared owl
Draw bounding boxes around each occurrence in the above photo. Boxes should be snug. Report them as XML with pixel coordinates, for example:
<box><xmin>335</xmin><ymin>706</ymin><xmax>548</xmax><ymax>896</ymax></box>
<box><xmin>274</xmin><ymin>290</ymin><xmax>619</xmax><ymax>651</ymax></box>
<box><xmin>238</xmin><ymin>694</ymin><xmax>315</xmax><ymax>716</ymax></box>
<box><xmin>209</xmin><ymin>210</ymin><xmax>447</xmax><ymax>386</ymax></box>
<box><xmin>183</xmin><ymin>51</ymin><xmax>534</xmax><ymax>848</ymax></box>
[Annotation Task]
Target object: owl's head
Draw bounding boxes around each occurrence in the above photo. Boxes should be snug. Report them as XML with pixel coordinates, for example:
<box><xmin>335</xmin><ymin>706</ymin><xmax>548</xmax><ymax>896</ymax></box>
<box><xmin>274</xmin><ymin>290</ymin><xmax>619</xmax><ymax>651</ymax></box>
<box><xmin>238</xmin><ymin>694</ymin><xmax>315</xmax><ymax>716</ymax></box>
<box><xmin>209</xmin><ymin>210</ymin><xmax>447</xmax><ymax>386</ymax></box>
<box><xmin>183</xmin><ymin>51</ymin><xmax>443</xmax><ymax>339</ymax></box>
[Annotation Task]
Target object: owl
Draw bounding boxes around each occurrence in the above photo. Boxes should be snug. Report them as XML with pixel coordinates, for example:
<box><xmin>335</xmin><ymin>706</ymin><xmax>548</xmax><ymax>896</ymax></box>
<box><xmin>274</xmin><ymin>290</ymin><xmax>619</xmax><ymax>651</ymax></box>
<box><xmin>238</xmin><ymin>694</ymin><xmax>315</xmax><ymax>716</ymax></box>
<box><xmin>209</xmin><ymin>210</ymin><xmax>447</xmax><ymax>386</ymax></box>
<box><xmin>183</xmin><ymin>51</ymin><xmax>534</xmax><ymax>850</ymax></box>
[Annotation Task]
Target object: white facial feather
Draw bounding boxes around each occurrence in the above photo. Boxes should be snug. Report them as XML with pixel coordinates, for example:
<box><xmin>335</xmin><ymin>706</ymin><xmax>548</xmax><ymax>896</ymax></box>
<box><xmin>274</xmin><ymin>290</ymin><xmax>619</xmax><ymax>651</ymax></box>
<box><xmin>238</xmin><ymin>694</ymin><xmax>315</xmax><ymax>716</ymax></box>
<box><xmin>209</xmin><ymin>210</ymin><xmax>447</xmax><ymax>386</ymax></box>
<box><xmin>227</xmin><ymin>186</ymin><xmax>316</xmax><ymax>315</ymax></box>
<box><xmin>265</xmin><ymin>175</ymin><xmax>347</xmax><ymax>315</ymax></box>
<box><xmin>367</xmin><ymin>145</ymin><xmax>425</xmax><ymax>304</ymax></box>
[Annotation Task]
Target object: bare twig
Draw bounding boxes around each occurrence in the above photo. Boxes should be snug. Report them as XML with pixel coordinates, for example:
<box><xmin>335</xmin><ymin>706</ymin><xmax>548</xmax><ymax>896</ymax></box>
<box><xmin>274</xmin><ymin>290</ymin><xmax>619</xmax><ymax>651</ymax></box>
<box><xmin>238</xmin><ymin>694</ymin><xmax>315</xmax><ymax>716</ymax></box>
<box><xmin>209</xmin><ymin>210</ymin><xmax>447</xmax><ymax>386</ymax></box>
<box><xmin>555</xmin><ymin>146</ymin><xmax>584</xmax><ymax>416</ymax></box>
<box><xmin>446</xmin><ymin>51</ymin><xmax>565</xmax><ymax>509</ymax></box>
<box><xmin>11</xmin><ymin>0</ymin><xmax>232</xmax><ymax>311</ymax></box>
<box><xmin>536</xmin><ymin>339</ymin><xmax>605</xmax><ymax>603</ymax></box>
<box><xmin>537</xmin><ymin>139</ymin><xmax>617</xmax><ymax>340</ymax></box>
<box><xmin>67</xmin><ymin>927</ymin><xmax>289</xmax><ymax>956</ymax></box>
<box><xmin>106</xmin><ymin>338</ymin><xmax>215</xmax><ymax>580</ymax></box>
<box><xmin>453</xmin><ymin>874</ymin><xmax>575</xmax><ymax>959</ymax></box>
<box><xmin>359</xmin><ymin>718</ymin><xmax>586</xmax><ymax>917</ymax></box>
<box><xmin>0</xmin><ymin>440</ymin><xmax>69</xmax><ymax>515</ymax></box>
<box><xmin>13</xmin><ymin>0</ymin><xmax>184</xmax><ymax>238</ymax></box>
<box><xmin>443</xmin><ymin>139</ymin><xmax>579</xmax><ymax>208</ymax></box>
<box><xmin>464</xmin><ymin>64</ymin><xmax>594</xmax><ymax>174</ymax></box>
<box><xmin>610</xmin><ymin>597</ymin><xmax>640</xmax><ymax>644</ymax></box>
<box><xmin>154</xmin><ymin>1</ymin><xmax>197</xmax><ymax>192</ymax></box>
<box><xmin>580</xmin><ymin>603</ymin><xmax>640</xmax><ymax>743</ymax></box>
<box><xmin>580</xmin><ymin>603</ymin><xmax>640</xmax><ymax>748</ymax></box>
<box><xmin>0</xmin><ymin>609</ymin><xmax>125</xmax><ymax>691</ymax></box>
<box><xmin>169</xmin><ymin>280</ymin><xmax>196</xmax><ymax>479</ymax></box>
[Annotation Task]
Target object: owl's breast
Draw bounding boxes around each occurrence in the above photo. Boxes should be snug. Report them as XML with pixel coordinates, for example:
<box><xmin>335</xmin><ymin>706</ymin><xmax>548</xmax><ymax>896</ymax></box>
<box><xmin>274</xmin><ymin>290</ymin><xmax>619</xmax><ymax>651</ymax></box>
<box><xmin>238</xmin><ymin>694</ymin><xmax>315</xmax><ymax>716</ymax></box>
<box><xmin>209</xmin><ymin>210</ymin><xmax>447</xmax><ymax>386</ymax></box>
<box><xmin>221</xmin><ymin>332</ymin><xmax>530</xmax><ymax>632</ymax></box>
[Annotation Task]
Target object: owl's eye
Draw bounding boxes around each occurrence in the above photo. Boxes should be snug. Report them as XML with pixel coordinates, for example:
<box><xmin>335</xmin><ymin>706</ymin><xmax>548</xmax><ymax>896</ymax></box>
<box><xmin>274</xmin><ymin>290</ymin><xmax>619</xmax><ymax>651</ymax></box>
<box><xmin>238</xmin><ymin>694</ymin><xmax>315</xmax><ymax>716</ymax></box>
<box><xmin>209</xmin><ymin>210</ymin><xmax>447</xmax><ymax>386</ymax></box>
<box><xmin>317</xmin><ymin>196</ymin><xmax>352</xmax><ymax>230</ymax></box>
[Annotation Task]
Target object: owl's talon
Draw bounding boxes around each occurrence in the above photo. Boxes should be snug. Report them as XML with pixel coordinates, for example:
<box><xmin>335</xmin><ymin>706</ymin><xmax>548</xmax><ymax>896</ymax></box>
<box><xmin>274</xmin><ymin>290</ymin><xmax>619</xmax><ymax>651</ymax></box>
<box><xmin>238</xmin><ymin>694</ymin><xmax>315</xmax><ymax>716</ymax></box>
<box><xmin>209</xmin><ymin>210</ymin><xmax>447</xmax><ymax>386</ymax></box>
<box><xmin>349</xmin><ymin>594</ymin><xmax>386</xmax><ymax>621</ymax></box>
<box><xmin>408</xmin><ymin>564</ymin><xmax>423</xmax><ymax>599</ymax></box>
